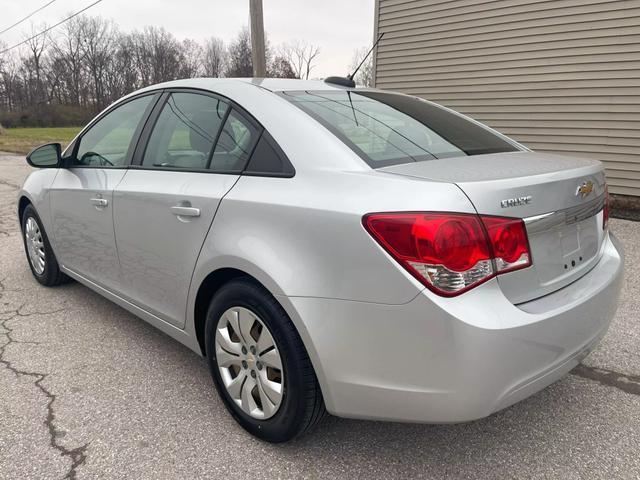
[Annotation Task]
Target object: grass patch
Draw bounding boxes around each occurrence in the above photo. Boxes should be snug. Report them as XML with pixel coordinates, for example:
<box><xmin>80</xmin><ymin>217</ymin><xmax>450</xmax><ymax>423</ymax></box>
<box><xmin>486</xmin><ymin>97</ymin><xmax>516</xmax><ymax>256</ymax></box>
<box><xmin>0</xmin><ymin>127</ymin><xmax>82</xmax><ymax>155</ymax></box>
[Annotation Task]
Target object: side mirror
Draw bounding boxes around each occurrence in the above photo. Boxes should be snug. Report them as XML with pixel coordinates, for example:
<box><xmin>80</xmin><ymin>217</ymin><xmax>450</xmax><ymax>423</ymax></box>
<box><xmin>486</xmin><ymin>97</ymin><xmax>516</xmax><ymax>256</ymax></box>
<box><xmin>26</xmin><ymin>143</ymin><xmax>62</xmax><ymax>168</ymax></box>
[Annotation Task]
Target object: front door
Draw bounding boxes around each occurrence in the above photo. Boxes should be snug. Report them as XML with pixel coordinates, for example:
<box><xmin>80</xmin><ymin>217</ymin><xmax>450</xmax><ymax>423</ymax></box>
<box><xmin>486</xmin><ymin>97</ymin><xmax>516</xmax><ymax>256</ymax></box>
<box><xmin>50</xmin><ymin>94</ymin><xmax>157</xmax><ymax>291</ymax></box>
<box><xmin>113</xmin><ymin>92</ymin><xmax>260</xmax><ymax>328</ymax></box>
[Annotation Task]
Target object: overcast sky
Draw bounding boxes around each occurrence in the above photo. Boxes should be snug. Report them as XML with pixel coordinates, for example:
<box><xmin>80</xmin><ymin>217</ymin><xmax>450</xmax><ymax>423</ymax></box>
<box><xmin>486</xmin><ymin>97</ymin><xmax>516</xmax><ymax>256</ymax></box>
<box><xmin>1</xmin><ymin>0</ymin><xmax>375</xmax><ymax>78</ymax></box>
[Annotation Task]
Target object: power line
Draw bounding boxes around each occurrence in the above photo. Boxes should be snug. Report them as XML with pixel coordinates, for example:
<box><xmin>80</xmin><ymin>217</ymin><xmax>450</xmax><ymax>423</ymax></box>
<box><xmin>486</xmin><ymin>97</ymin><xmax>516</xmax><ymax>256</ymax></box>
<box><xmin>0</xmin><ymin>0</ymin><xmax>59</xmax><ymax>36</ymax></box>
<box><xmin>0</xmin><ymin>0</ymin><xmax>103</xmax><ymax>55</ymax></box>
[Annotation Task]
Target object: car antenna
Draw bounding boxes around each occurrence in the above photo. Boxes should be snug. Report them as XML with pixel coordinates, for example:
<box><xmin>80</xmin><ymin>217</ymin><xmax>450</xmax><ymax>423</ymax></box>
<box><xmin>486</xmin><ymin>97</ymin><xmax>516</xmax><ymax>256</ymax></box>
<box><xmin>325</xmin><ymin>33</ymin><xmax>384</xmax><ymax>88</ymax></box>
<box><xmin>347</xmin><ymin>91</ymin><xmax>359</xmax><ymax>126</ymax></box>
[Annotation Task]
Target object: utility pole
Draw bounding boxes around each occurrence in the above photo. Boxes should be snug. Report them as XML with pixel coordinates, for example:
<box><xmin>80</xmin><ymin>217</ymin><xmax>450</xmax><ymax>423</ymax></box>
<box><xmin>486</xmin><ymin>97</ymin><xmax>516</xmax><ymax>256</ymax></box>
<box><xmin>249</xmin><ymin>0</ymin><xmax>266</xmax><ymax>77</ymax></box>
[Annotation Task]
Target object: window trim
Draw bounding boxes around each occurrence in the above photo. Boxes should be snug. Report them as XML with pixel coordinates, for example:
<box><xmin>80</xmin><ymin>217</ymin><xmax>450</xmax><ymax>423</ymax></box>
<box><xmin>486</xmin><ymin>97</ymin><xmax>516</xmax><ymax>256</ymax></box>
<box><xmin>64</xmin><ymin>92</ymin><xmax>162</xmax><ymax>169</ymax></box>
<box><xmin>205</xmin><ymin>105</ymin><xmax>232</xmax><ymax>170</ymax></box>
<box><xmin>130</xmin><ymin>87</ymin><xmax>269</xmax><ymax>176</ymax></box>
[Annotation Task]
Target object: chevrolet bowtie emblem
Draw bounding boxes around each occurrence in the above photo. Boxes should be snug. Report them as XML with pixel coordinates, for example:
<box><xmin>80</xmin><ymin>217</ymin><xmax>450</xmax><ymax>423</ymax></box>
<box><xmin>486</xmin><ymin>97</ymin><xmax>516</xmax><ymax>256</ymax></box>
<box><xmin>576</xmin><ymin>181</ymin><xmax>594</xmax><ymax>198</ymax></box>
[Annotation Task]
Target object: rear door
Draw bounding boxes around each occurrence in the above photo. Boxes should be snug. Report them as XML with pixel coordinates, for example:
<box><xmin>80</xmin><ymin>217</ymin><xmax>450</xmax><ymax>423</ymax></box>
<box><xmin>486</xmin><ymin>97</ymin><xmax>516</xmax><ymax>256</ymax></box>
<box><xmin>113</xmin><ymin>91</ymin><xmax>261</xmax><ymax>328</ymax></box>
<box><xmin>50</xmin><ymin>93</ymin><xmax>158</xmax><ymax>291</ymax></box>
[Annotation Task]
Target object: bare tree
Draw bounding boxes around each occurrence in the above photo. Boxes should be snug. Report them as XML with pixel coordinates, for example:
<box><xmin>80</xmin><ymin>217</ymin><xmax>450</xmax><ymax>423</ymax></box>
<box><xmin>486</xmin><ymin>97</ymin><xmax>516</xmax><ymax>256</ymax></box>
<box><xmin>24</xmin><ymin>24</ymin><xmax>49</xmax><ymax>106</ymax></box>
<box><xmin>180</xmin><ymin>39</ymin><xmax>203</xmax><ymax>78</ymax></box>
<box><xmin>104</xmin><ymin>32</ymin><xmax>138</xmax><ymax>101</ymax></box>
<box><xmin>51</xmin><ymin>16</ymin><xmax>85</xmax><ymax>105</ymax></box>
<box><xmin>0</xmin><ymin>42</ymin><xmax>19</xmax><ymax>111</ymax></box>
<box><xmin>281</xmin><ymin>40</ymin><xmax>320</xmax><ymax>79</ymax></box>
<box><xmin>225</xmin><ymin>27</ymin><xmax>252</xmax><ymax>77</ymax></box>
<box><xmin>349</xmin><ymin>46</ymin><xmax>374</xmax><ymax>87</ymax></box>
<box><xmin>268</xmin><ymin>56</ymin><xmax>296</xmax><ymax>78</ymax></box>
<box><xmin>202</xmin><ymin>37</ymin><xmax>226</xmax><ymax>77</ymax></box>
<box><xmin>80</xmin><ymin>16</ymin><xmax>116</xmax><ymax>110</ymax></box>
<box><xmin>0</xmin><ymin>15</ymin><xmax>329</xmax><ymax>127</ymax></box>
<box><xmin>44</xmin><ymin>53</ymin><xmax>65</xmax><ymax>105</ymax></box>
<box><xmin>140</xmin><ymin>26</ymin><xmax>183</xmax><ymax>84</ymax></box>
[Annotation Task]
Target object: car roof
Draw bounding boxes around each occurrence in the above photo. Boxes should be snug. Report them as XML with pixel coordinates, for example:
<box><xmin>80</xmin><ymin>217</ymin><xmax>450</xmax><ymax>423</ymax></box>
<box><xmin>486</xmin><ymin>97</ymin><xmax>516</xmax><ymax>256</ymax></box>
<box><xmin>235</xmin><ymin>77</ymin><xmax>352</xmax><ymax>92</ymax></box>
<box><xmin>134</xmin><ymin>77</ymin><xmax>353</xmax><ymax>95</ymax></box>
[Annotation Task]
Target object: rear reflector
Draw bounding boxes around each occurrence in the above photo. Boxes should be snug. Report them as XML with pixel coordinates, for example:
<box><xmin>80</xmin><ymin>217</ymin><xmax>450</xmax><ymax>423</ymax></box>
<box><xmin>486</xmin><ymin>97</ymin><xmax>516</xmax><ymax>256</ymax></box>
<box><xmin>363</xmin><ymin>212</ymin><xmax>532</xmax><ymax>296</ymax></box>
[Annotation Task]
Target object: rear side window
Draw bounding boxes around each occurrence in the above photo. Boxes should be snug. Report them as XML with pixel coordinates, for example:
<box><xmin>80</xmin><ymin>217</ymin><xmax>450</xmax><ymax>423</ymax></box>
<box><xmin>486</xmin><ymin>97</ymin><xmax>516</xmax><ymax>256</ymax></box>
<box><xmin>244</xmin><ymin>132</ymin><xmax>295</xmax><ymax>177</ymax></box>
<box><xmin>142</xmin><ymin>93</ymin><xmax>229</xmax><ymax>170</ymax></box>
<box><xmin>283</xmin><ymin>91</ymin><xmax>519</xmax><ymax>168</ymax></box>
<box><xmin>210</xmin><ymin>110</ymin><xmax>259</xmax><ymax>172</ymax></box>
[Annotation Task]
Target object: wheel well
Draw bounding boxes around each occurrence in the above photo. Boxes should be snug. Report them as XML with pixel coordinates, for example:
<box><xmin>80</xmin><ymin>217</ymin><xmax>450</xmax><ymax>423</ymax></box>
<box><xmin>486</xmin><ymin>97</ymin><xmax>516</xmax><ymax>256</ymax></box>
<box><xmin>18</xmin><ymin>196</ymin><xmax>31</xmax><ymax>223</ymax></box>
<box><xmin>194</xmin><ymin>268</ymin><xmax>256</xmax><ymax>356</ymax></box>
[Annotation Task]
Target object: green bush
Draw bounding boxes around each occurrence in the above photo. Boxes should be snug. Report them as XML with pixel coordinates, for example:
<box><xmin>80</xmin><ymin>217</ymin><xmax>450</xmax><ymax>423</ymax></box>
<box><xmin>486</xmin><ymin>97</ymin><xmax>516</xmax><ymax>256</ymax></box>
<box><xmin>0</xmin><ymin>104</ymin><xmax>94</xmax><ymax>128</ymax></box>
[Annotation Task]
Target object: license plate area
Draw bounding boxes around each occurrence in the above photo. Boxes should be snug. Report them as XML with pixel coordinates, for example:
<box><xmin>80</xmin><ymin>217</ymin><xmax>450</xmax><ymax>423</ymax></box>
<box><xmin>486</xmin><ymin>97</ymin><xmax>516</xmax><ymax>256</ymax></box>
<box><xmin>497</xmin><ymin>193</ymin><xmax>605</xmax><ymax>304</ymax></box>
<box><xmin>525</xmin><ymin>194</ymin><xmax>604</xmax><ymax>286</ymax></box>
<box><xmin>560</xmin><ymin>223</ymin><xmax>579</xmax><ymax>257</ymax></box>
<box><xmin>557</xmin><ymin>216</ymin><xmax>599</xmax><ymax>275</ymax></box>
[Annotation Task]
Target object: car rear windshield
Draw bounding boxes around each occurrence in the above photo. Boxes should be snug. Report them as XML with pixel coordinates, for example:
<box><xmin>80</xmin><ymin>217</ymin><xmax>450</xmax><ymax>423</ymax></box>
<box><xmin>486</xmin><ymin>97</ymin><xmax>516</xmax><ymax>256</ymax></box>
<box><xmin>282</xmin><ymin>91</ymin><xmax>519</xmax><ymax>168</ymax></box>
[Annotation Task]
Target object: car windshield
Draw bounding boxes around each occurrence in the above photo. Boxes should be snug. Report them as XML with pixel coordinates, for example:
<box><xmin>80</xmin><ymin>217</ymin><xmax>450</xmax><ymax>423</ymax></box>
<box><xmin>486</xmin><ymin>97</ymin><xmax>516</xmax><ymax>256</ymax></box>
<box><xmin>282</xmin><ymin>90</ymin><xmax>519</xmax><ymax>168</ymax></box>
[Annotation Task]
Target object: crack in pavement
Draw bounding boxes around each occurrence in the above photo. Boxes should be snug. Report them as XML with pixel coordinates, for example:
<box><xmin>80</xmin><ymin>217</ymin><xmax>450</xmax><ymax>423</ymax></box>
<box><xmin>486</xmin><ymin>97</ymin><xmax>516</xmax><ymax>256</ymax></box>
<box><xmin>0</xmin><ymin>175</ymin><xmax>21</xmax><ymax>237</ymax></box>
<box><xmin>0</xmin><ymin>281</ymin><xmax>88</xmax><ymax>479</ymax></box>
<box><xmin>571</xmin><ymin>363</ymin><xmax>640</xmax><ymax>396</ymax></box>
<box><xmin>0</xmin><ymin>177</ymin><xmax>21</xmax><ymax>190</ymax></box>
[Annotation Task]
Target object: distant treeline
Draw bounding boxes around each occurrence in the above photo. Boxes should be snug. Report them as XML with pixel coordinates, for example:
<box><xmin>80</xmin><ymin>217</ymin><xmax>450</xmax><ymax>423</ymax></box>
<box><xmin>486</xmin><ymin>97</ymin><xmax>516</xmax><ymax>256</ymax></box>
<box><xmin>0</xmin><ymin>15</ymin><xmax>334</xmax><ymax>128</ymax></box>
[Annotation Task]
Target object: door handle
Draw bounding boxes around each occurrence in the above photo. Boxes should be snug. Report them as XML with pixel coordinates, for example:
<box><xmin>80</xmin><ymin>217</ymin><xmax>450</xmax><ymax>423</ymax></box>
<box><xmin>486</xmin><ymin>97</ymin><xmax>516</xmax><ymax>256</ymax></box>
<box><xmin>90</xmin><ymin>197</ymin><xmax>108</xmax><ymax>207</ymax></box>
<box><xmin>171</xmin><ymin>206</ymin><xmax>200</xmax><ymax>217</ymax></box>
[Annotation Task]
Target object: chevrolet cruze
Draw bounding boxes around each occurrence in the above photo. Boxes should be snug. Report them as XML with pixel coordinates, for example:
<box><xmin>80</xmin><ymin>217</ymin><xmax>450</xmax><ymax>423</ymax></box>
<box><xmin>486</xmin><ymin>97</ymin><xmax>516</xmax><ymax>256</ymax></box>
<box><xmin>18</xmin><ymin>78</ymin><xmax>623</xmax><ymax>442</ymax></box>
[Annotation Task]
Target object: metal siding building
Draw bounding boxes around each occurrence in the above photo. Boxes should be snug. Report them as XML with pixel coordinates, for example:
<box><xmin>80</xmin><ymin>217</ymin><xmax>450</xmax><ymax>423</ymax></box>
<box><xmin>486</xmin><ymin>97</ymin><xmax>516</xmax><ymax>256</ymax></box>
<box><xmin>373</xmin><ymin>0</ymin><xmax>640</xmax><ymax>197</ymax></box>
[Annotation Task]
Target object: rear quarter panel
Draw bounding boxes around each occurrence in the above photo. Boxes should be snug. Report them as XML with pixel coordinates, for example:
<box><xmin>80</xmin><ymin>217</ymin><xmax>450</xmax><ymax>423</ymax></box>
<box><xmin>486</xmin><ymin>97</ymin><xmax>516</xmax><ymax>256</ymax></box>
<box><xmin>186</xmin><ymin>167</ymin><xmax>477</xmax><ymax>404</ymax></box>
<box><xmin>190</xmin><ymin>169</ymin><xmax>475</xmax><ymax>304</ymax></box>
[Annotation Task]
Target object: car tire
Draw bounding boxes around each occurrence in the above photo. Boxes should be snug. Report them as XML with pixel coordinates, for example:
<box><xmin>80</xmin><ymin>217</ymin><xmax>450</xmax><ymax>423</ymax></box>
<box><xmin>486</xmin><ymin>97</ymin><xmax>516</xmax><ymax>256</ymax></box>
<box><xmin>205</xmin><ymin>277</ymin><xmax>326</xmax><ymax>442</ymax></box>
<box><xmin>21</xmin><ymin>204</ymin><xmax>69</xmax><ymax>287</ymax></box>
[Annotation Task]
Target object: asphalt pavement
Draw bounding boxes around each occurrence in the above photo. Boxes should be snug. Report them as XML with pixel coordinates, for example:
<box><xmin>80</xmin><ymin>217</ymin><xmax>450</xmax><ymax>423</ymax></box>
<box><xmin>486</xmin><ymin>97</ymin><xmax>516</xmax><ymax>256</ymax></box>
<box><xmin>1</xmin><ymin>153</ymin><xmax>639</xmax><ymax>479</ymax></box>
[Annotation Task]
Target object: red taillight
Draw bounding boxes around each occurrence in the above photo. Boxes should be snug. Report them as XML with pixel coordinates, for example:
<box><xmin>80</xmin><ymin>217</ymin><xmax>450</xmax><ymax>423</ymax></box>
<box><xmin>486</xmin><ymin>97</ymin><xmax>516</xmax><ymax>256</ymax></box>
<box><xmin>363</xmin><ymin>212</ymin><xmax>531</xmax><ymax>297</ymax></box>
<box><xmin>603</xmin><ymin>184</ymin><xmax>610</xmax><ymax>230</ymax></box>
<box><xmin>481</xmin><ymin>216</ymin><xmax>532</xmax><ymax>274</ymax></box>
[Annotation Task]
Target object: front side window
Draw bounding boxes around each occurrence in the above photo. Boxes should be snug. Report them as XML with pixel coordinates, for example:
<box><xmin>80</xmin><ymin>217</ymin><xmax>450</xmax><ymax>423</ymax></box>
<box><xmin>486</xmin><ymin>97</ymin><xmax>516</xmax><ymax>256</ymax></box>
<box><xmin>142</xmin><ymin>93</ymin><xmax>230</xmax><ymax>170</ymax></box>
<box><xmin>75</xmin><ymin>95</ymin><xmax>154</xmax><ymax>168</ymax></box>
<box><xmin>283</xmin><ymin>91</ymin><xmax>519</xmax><ymax>168</ymax></box>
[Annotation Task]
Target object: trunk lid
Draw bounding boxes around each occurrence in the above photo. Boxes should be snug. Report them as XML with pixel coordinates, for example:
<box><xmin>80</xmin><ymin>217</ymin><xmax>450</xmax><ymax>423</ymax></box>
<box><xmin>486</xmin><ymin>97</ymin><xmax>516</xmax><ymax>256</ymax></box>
<box><xmin>380</xmin><ymin>152</ymin><xmax>607</xmax><ymax>304</ymax></box>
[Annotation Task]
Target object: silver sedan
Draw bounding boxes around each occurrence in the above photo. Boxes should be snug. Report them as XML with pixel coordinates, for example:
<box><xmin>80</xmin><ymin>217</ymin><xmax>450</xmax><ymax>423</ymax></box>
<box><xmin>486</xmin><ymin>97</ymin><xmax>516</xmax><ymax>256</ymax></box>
<box><xmin>18</xmin><ymin>78</ymin><xmax>624</xmax><ymax>442</ymax></box>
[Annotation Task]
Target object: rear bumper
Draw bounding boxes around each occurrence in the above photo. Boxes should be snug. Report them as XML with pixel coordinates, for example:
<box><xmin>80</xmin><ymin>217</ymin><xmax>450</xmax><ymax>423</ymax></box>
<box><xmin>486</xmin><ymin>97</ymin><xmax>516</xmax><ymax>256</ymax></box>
<box><xmin>281</xmin><ymin>232</ymin><xmax>624</xmax><ymax>423</ymax></box>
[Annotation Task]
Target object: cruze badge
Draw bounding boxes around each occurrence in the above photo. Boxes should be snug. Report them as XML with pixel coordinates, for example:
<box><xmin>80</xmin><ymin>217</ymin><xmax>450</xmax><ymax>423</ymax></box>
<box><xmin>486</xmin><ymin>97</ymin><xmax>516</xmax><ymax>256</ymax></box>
<box><xmin>500</xmin><ymin>195</ymin><xmax>532</xmax><ymax>208</ymax></box>
<box><xmin>576</xmin><ymin>180</ymin><xmax>594</xmax><ymax>198</ymax></box>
